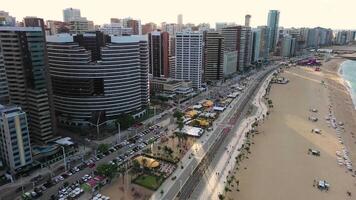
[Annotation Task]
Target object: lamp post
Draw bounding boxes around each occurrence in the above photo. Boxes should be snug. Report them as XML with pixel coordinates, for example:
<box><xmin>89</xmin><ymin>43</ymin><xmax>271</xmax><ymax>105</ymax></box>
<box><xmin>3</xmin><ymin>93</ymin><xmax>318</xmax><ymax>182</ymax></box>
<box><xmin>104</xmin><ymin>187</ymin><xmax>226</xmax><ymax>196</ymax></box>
<box><xmin>87</xmin><ymin>120</ymin><xmax>108</xmax><ymax>139</ymax></box>
<box><xmin>61</xmin><ymin>146</ymin><xmax>67</xmax><ymax>171</ymax></box>
<box><xmin>116</xmin><ymin>122</ymin><xmax>121</xmax><ymax>144</ymax></box>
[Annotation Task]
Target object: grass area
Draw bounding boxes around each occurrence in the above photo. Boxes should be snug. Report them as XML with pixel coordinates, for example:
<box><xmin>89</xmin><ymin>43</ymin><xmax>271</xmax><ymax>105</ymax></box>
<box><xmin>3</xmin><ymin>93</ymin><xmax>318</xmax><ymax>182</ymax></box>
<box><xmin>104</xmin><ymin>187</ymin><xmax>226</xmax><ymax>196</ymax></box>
<box><xmin>81</xmin><ymin>183</ymin><xmax>91</xmax><ymax>192</ymax></box>
<box><xmin>133</xmin><ymin>174</ymin><xmax>164</xmax><ymax>190</ymax></box>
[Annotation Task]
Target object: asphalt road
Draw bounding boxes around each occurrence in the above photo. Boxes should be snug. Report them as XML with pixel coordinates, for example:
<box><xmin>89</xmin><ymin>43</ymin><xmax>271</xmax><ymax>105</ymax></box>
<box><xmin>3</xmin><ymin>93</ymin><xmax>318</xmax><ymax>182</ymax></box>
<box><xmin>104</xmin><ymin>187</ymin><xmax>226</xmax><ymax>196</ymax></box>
<box><xmin>151</xmin><ymin>66</ymin><xmax>277</xmax><ymax>200</ymax></box>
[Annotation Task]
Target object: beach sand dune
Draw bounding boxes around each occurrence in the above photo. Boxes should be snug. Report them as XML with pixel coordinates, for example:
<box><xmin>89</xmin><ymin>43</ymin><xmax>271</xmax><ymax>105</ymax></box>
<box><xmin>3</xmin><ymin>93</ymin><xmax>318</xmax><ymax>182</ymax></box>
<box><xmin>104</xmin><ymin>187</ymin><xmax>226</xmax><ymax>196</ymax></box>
<box><xmin>227</xmin><ymin>66</ymin><xmax>356</xmax><ymax>200</ymax></box>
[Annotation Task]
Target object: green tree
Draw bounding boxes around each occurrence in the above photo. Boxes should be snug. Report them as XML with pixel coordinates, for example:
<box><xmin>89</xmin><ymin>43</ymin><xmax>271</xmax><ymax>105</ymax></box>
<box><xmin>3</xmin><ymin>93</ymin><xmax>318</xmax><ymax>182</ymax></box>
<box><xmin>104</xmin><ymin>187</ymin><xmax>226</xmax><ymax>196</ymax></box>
<box><xmin>97</xmin><ymin>143</ymin><xmax>109</xmax><ymax>153</ymax></box>
<box><xmin>96</xmin><ymin>163</ymin><xmax>117</xmax><ymax>179</ymax></box>
<box><xmin>173</xmin><ymin>110</ymin><xmax>183</xmax><ymax>120</ymax></box>
<box><xmin>132</xmin><ymin>159</ymin><xmax>141</xmax><ymax>173</ymax></box>
<box><xmin>116</xmin><ymin>113</ymin><xmax>135</xmax><ymax>129</ymax></box>
<box><xmin>177</xmin><ymin>119</ymin><xmax>184</xmax><ymax>131</ymax></box>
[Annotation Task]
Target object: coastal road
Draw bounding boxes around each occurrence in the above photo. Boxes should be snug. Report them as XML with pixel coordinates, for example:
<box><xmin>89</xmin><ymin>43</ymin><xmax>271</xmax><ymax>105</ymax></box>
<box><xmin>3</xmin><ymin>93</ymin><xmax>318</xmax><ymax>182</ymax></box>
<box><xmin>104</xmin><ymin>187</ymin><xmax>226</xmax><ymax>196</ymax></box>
<box><xmin>188</xmin><ymin>70</ymin><xmax>272</xmax><ymax>199</ymax></box>
<box><xmin>178</xmin><ymin>67</ymin><xmax>276</xmax><ymax>200</ymax></box>
<box><xmin>150</xmin><ymin>66</ymin><xmax>277</xmax><ymax>200</ymax></box>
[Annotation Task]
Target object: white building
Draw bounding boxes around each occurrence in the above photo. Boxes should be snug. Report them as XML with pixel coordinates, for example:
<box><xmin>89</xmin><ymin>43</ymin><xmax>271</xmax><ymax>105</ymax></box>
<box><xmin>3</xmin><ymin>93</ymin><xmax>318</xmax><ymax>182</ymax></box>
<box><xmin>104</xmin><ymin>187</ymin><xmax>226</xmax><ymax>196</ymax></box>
<box><xmin>175</xmin><ymin>32</ymin><xmax>204</xmax><ymax>89</ymax></box>
<box><xmin>63</xmin><ymin>8</ymin><xmax>81</xmax><ymax>22</ymax></box>
<box><xmin>0</xmin><ymin>11</ymin><xmax>16</xmax><ymax>26</ymax></box>
<box><xmin>0</xmin><ymin>105</ymin><xmax>32</xmax><ymax>173</ymax></box>
<box><xmin>100</xmin><ymin>23</ymin><xmax>132</xmax><ymax>36</ymax></box>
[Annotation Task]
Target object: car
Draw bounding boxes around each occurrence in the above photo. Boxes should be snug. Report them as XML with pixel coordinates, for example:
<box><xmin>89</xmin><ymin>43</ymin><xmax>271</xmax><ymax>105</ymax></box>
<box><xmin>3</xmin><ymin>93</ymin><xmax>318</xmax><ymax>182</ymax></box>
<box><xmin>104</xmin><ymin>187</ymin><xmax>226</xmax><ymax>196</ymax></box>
<box><xmin>88</xmin><ymin>163</ymin><xmax>96</xmax><ymax>168</ymax></box>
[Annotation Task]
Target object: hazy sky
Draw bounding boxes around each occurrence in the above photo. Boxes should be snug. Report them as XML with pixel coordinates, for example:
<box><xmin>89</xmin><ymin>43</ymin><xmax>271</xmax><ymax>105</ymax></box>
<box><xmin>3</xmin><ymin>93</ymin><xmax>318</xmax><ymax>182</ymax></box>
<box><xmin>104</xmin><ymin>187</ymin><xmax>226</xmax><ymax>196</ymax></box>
<box><xmin>2</xmin><ymin>0</ymin><xmax>355</xmax><ymax>29</ymax></box>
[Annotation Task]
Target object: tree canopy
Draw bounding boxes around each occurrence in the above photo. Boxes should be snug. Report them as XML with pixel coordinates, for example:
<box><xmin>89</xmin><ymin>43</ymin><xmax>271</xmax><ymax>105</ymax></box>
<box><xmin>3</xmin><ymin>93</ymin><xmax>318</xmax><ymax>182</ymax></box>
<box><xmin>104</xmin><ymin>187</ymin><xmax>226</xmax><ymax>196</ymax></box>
<box><xmin>96</xmin><ymin>163</ymin><xmax>117</xmax><ymax>178</ymax></box>
<box><xmin>116</xmin><ymin>113</ymin><xmax>135</xmax><ymax>129</ymax></box>
<box><xmin>97</xmin><ymin>143</ymin><xmax>109</xmax><ymax>153</ymax></box>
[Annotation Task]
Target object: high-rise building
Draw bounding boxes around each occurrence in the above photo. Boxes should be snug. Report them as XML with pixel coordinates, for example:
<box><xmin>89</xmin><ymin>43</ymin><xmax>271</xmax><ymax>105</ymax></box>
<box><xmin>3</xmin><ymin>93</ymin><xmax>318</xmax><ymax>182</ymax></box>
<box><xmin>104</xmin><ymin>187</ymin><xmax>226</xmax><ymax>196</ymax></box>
<box><xmin>281</xmin><ymin>34</ymin><xmax>296</xmax><ymax>57</ymax></box>
<box><xmin>215</xmin><ymin>23</ymin><xmax>228</xmax><ymax>32</ymax></box>
<box><xmin>222</xmin><ymin>26</ymin><xmax>252</xmax><ymax>71</ymax></box>
<box><xmin>63</xmin><ymin>8</ymin><xmax>81</xmax><ymax>22</ymax></box>
<box><xmin>110</xmin><ymin>18</ymin><xmax>120</xmax><ymax>24</ymax></box>
<box><xmin>142</xmin><ymin>23</ymin><xmax>157</xmax><ymax>35</ymax></box>
<box><xmin>203</xmin><ymin>32</ymin><xmax>224</xmax><ymax>81</ymax></box>
<box><xmin>0</xmin><ymin>105</ymin><xmax>32</xmax><ymax>173</ymax></box>
<box><xmin>46</xmin><ymin>20</ymin><xmax>70</xmax><ymax>35</ymax></box>
<box><xmin>169</xmin><ymin>36</ymin><xmax>176</xmax><ymax>56</ymax></box>
<box><xmin>335</xmin><ymin>30</ymin><xmax>354</xmax><ymax>45</ymax></box>
<box><xmin>100</xmin><ymin>23</ymin><xmax>132</xmax><ymax>36</ymax></box>
<box><xmin>251</xmin><ymin>29</ymin><xmax>261</xmax><ymax>63</ymax></box>
<box><xmin>0</xmin><ymin>27</ymin><xmax>54</xmax><ymax>144</ymax></box>
<box><xmin>23</xmin><ymin>17</ymin><xmax>45</xmax><ymax>31</ymax></box>
<box><xmin>175</xmin><ymin>32</ymin><xmax>203</xmax><ymax>89</ymax></box>
<box><xmin>0</xmin><ymin>48</ymin><xmax>8</xmax><ymax>104</ymax></box>
<box><xmin>162</xmin><ymin>23</ymin><xmax>178</xmax><ymax>36</ymax></box>
<box><xmin>69</xmin><ymin>20</ymin><xmax>94</xmax><ymax>34</ymax></box>
<box><xmin>0</xmin><ymin>11</ymin><xmax>16</xmax><ymax>26</ymax></box>
<box><xmin>306</xmin><ymin>27</ymin><xmax>333</xmax><ymax>48</ymax></box>
<box><xmin>252</xmin><ymin>26</ymin><xmax>270</xmax><ymax>63</ymax></box>
<box><xmin>46</xmin><ymin>33</ymin><xmax>149</xmax><ymax>126</ymax></box>
<box><xmin>245</xmin><ymin>15</ymin><xmax>251</xmax><ymax>27</ymax></box>
<box><xmin>177</xmin><ymin>14</ymin><xmax>183</xmax><ymax>31</ymax></box>
<box><xmin>267</xmin><ymin>10</ymin><xmax>280</xmax><ymax>52</ymax></box>
<box><xmin>148</xmin><ymin>31</ymin><xmax>170</xmax><ymax>78</ymax></box>
<box><xmin>223</xmin><ymin>51</ymin><xmax>238</xmax><ymax>77</ymax></box>
<box><xmin>197</xmin><ymin>23</ymin><xmax>211</xmax><ymax>32</ymax></box>
<box><xmin>123</xmin><ymin>19</ymin><xmax>141</xmax><ymax>35</ymax></box>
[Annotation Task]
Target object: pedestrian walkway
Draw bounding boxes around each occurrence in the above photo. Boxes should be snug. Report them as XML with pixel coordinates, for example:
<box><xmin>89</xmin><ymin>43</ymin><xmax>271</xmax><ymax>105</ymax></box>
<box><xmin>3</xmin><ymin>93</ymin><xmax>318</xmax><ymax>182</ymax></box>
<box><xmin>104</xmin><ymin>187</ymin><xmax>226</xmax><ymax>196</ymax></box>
<box><xmin>194</xmin><ymin>73</ymin><xmax>273</xmax><ymax>200</ymax></box>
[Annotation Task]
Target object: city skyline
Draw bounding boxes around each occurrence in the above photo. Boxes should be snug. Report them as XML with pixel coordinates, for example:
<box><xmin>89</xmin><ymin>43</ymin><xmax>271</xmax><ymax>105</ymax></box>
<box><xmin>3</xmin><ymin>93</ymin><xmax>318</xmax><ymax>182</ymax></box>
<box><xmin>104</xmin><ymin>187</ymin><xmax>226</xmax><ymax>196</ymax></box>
<box><xmin>1</xmin><ymin>0</ymin><xmax>356</xmax><ymax>29</ymax></box>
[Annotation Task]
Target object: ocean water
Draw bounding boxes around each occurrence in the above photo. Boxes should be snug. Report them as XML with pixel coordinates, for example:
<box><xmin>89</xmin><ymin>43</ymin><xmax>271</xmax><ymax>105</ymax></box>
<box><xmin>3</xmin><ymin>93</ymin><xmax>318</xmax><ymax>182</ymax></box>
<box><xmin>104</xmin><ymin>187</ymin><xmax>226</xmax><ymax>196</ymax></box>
<box><xmin>340</xmin><ymin>60</ymin><xmax>356</xmax><ymax>109</ymax></box>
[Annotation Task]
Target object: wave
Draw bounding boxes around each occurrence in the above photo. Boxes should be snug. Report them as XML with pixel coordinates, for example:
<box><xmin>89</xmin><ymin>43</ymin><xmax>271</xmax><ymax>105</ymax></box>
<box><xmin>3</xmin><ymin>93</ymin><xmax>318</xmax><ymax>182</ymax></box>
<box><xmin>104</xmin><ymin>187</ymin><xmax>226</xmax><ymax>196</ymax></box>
<box><xmin>340</xmin><ymin>61</ymin><xmax>356</xmax><ymax>109</ymax></box>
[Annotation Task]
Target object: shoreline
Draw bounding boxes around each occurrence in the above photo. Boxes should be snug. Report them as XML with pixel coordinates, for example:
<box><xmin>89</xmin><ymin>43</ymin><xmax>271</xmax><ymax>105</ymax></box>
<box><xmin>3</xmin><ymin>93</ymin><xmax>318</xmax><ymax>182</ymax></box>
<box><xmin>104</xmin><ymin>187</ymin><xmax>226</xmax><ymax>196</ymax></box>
<box><xmin>226</xmin><ymin>63</ymin><xmax>356</xmax><ymax>200</ymax></box>
<box><xmin>337</xmin><ymin>60</ymin><xmax>356</xmax><ymax>110</ymax></box>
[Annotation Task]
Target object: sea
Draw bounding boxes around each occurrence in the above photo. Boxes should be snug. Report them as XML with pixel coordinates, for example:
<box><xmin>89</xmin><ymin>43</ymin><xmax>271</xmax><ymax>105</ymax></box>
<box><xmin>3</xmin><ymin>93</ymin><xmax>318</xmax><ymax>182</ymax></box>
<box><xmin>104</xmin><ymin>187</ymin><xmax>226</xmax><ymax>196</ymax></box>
<box><xmin>340</xmin><ymin>60</ymin><xmax>356</xmax><ymax>109</ymax></box>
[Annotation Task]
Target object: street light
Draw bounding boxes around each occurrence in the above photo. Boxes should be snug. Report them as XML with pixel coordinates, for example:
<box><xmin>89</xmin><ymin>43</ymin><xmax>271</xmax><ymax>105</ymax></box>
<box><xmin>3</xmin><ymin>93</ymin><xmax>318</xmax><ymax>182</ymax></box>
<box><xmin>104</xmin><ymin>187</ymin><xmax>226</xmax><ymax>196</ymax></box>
<box><xmin>61</xmin><ymin>146</ymin><xmax>67</xmax><ymax>172</ymax></box>
<box><xmin>116</xmin><ymin>122</ymin><xmax>121</xmax><ymax>144</ymax></box>
<box><xmin>87</xmin><ymin>120</ymin><xmax>108</xmax><ymax>138</ymax></box>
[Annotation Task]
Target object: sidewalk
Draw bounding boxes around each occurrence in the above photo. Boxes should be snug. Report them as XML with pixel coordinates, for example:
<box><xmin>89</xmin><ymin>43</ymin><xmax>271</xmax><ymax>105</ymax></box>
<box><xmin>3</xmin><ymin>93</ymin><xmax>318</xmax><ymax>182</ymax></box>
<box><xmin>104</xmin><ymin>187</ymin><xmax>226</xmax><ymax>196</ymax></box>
<box><xmin>195</xmin><ymin>73</ymin><xmax>273</xmax><ymax>199</ymax></box>
<box><xmin>150</xmin><ymin>77</ymin><xmax>252</xmax><ymax>200</ymax></box>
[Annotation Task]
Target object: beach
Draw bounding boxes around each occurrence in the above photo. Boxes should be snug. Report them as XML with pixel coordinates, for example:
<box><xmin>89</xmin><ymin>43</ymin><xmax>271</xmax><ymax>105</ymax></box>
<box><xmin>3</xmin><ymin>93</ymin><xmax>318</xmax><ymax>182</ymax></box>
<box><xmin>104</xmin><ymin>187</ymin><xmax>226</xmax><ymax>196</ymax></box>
<box><xmin>226</xmin><ymin>63</ymin><xmax>356</xmax><ymax>200</ymax></box>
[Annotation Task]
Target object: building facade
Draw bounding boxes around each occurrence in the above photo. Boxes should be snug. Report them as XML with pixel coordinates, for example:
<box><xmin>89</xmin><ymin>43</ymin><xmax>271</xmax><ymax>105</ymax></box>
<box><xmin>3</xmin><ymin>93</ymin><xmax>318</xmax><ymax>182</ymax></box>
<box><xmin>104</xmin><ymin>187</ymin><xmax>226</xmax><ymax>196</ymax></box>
<box><xmin>0</xmin><ymin>48</ymin><xmax>8</xmax><ymax>104</ymax></box>
<box><xmin>223</xmin><ymin>51</ymin><xmax>238</xmax><ymax>77</ymax></box>
<box><xmin>142</xmin><ymin>23</ymin><xmax>157</xmax><ymax>35</ymax></box>
<box><xmin>100</xmin><ymin>23</ymin><xmax>132</xmax><ymax>36</ymax></box>
<box><xmin>175</xmin><ymin>32</ymin><xmax>203</xmax><ymax>89</ymax></box>
<box><xmin>124</xmin><ymin>19</ymin><xmax>141</xmax><ymax>35</ymax></box>
<box><xmin>0</xmin><ymin>27</ymin><xmax>54</xmax><ymax>144</ymax></box>
<box><xmin>0</xmin><ymin>105</ymin><xmax>32</xmax><ymax>173</ymax></box>
<box><xmin>281</xmin><ymin>35</ymin><xmax>296</xmax><ymax>57</ymax></box>
<box><xmin>267</xmin><ymin>10</ymin><xmax>280</xmax><ymax>52</ymax></box>
<box><xmin>46</xmin><ymin>34</ymin><xmax>149</xmax><ymax>126</ymax></box>
<box><xmin>252</xmin><ymin>26</ymin><xmax>270</xmax><ymax>63</ymax></box>
<box><xmin>148</xmin><ymin>31</ymin><xmax>170</xmax><ymax>78</ymax></box>
<box><xmin>69</xmin><ymin>20</ymin><xmax>94</xmax><ymax>34</ymax></box>
<box><xmin>222</xmin><ymin>26</ymin><xmax>252</xmax><ymax>72</ymax></box>
<box><xmin>203</xmin><ymin>32</ymin><xmax>224</xmax><ymax>81</ymax></box>
<box><xmin>46</xmin><ymin>20</ymin><xmax>70</xmax><ymax>35</ymax></box>
<box><xmin>0</xmin><ymin>11</ymin><xmax>16</xmax><ymax>26</ymax></box>
<box><xmin>63</xmin><ymin>8</ymin><xmax>81</xmax><ymax>22</ymax></box>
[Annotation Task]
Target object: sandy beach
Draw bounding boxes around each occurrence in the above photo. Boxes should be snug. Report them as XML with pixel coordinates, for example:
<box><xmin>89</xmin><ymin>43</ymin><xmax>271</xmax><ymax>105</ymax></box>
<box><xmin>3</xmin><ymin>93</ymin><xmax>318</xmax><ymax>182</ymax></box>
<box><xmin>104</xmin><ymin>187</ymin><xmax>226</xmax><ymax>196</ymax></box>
<box><xmin>226</xmin><ymin>63</ymin><xmax>356</xmax><ymax>200</ymax></box>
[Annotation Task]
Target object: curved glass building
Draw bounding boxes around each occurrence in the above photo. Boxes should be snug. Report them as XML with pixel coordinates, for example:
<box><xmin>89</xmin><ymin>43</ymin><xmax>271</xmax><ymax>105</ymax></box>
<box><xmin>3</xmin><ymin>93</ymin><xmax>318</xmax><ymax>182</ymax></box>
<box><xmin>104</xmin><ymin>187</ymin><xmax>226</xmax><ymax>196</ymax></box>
<box><xmin>46</xmin><ymin>33</ymin><xmax>149</xmax><ymax>126</ymax></box>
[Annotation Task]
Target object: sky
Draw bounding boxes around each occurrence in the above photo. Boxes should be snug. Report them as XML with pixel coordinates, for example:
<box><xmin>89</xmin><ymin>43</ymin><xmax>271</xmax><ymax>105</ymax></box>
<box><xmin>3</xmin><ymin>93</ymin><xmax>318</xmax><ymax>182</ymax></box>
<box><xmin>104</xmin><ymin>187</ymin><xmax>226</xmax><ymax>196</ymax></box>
<box><xmin>1</xmin><ymin>0</ymin><xmax>356</xmax><ymax>29</ymax></box>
